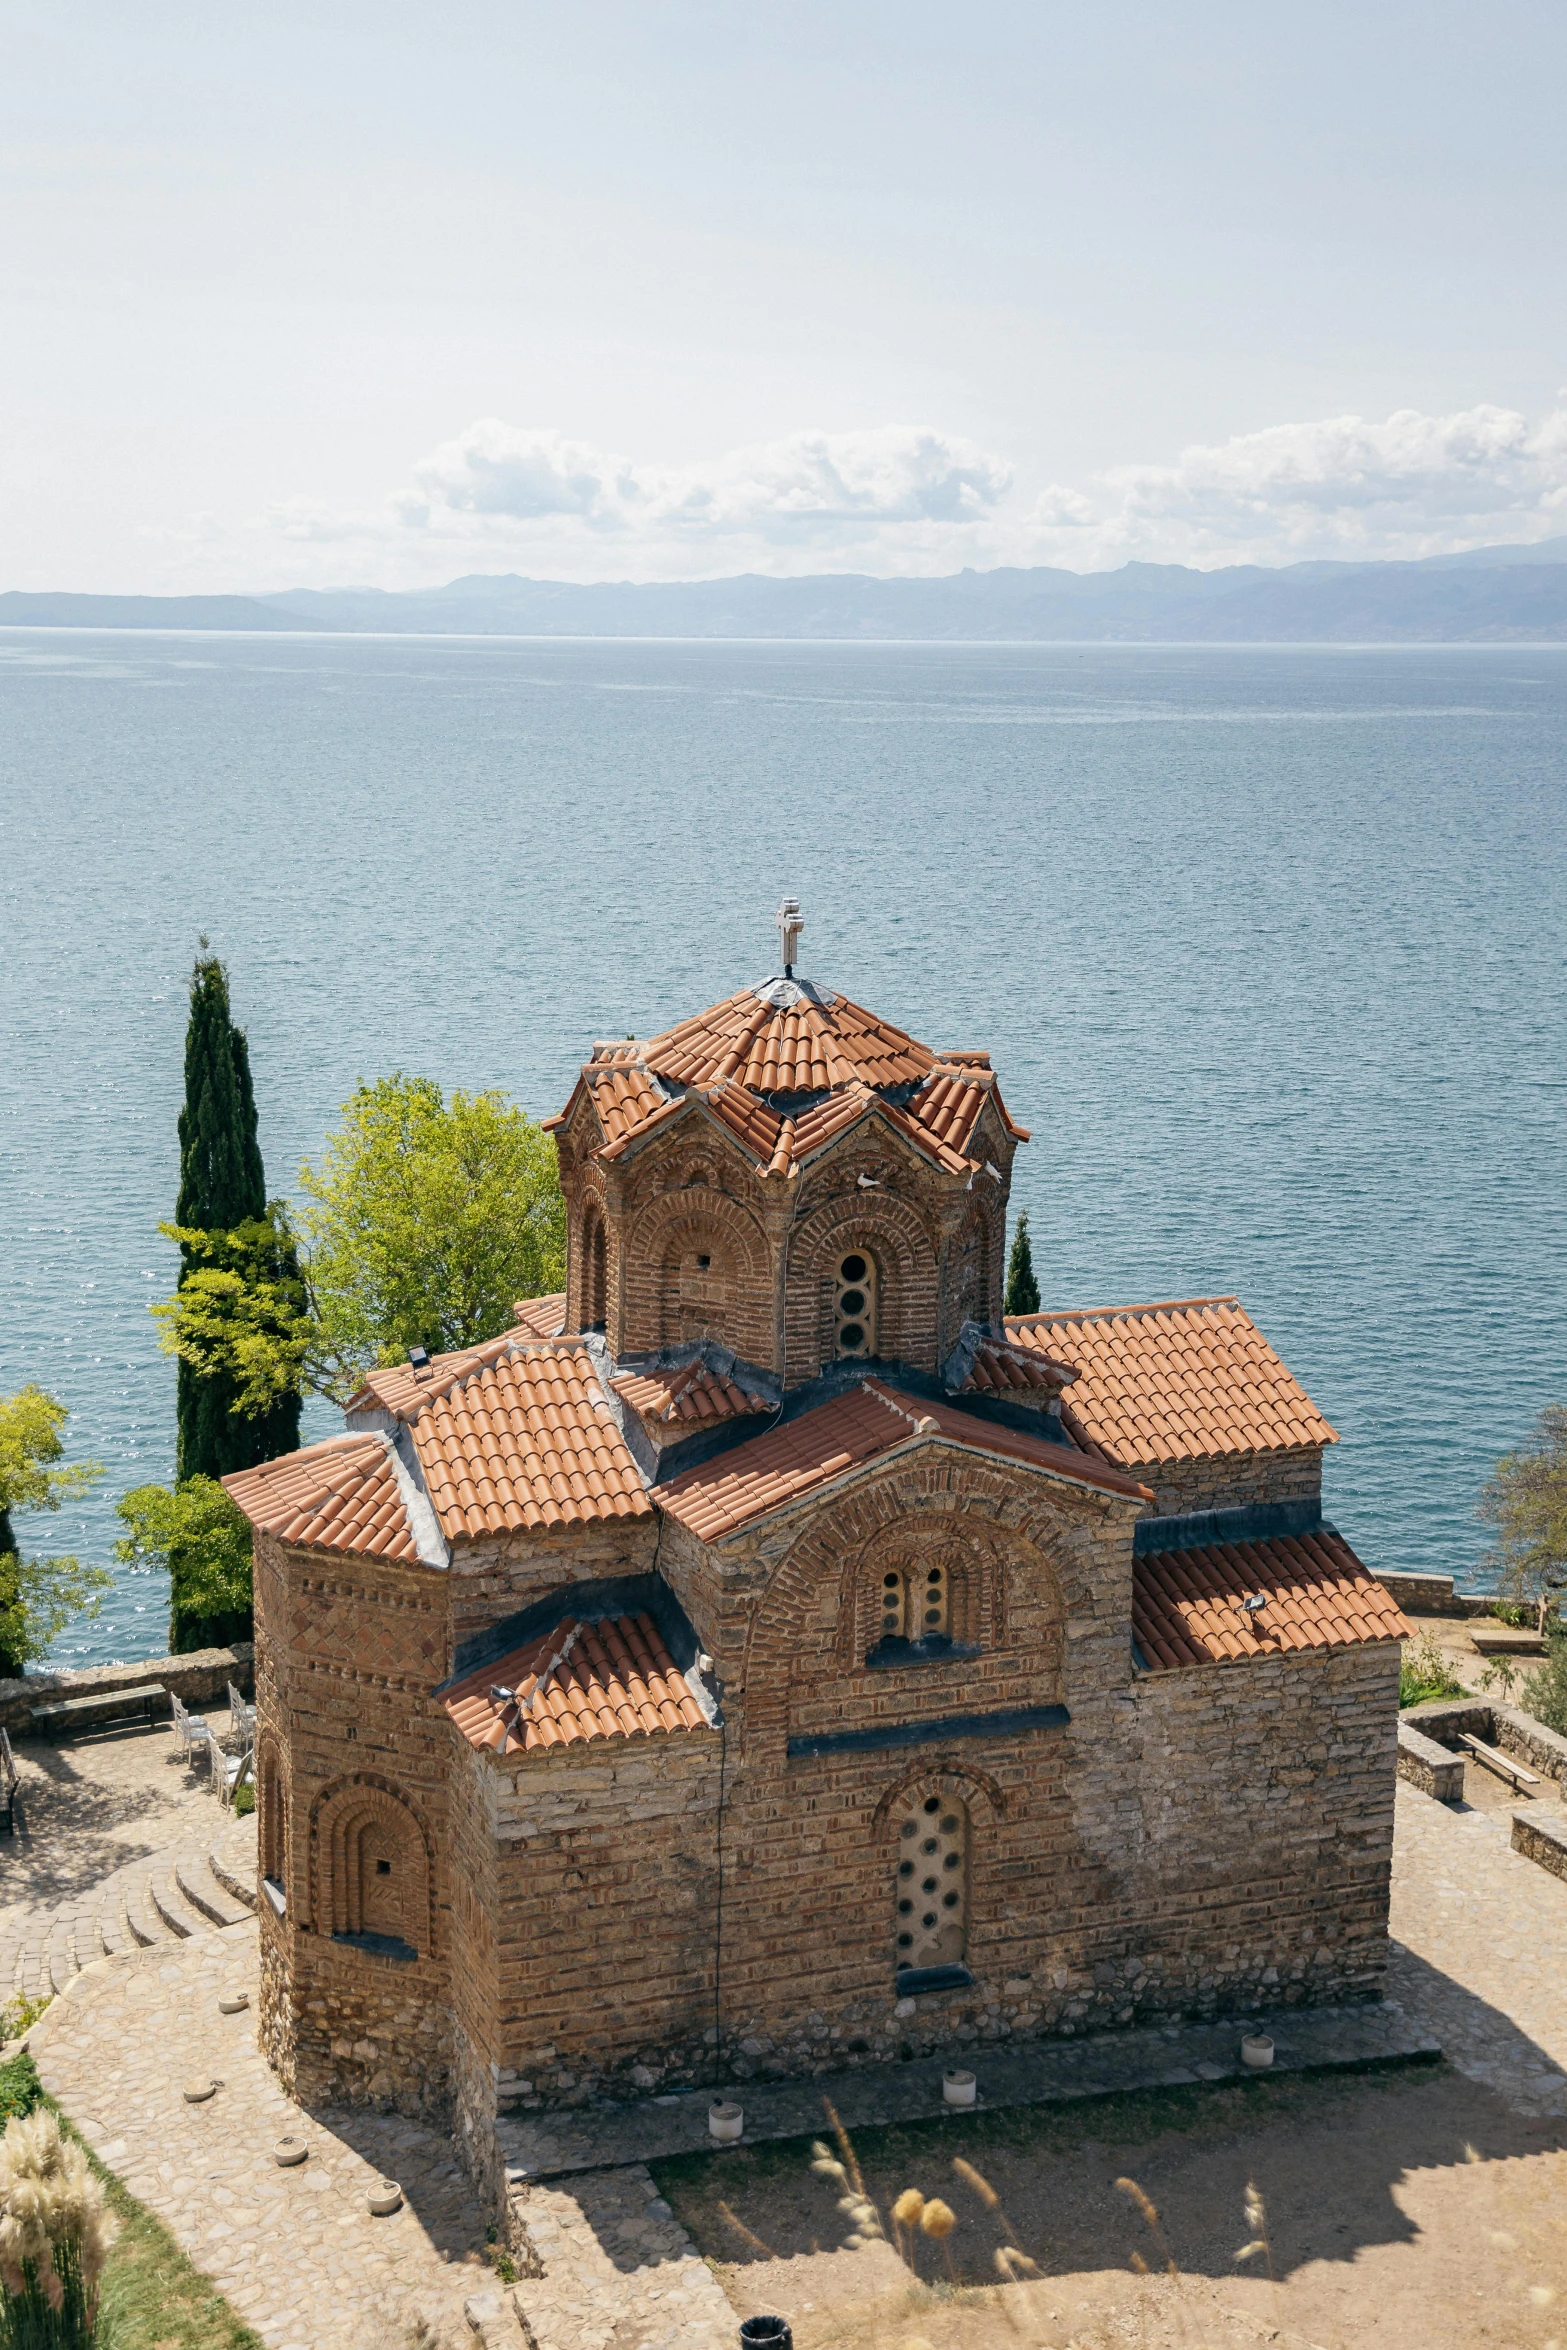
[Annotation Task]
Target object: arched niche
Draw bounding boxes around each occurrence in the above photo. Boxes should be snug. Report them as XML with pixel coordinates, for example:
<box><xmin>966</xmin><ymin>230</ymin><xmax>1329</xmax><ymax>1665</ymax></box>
<box><xmin>311</xmin><ymin>1777</ymin><xmax>434</xmax><ymax>1961</ymax></box>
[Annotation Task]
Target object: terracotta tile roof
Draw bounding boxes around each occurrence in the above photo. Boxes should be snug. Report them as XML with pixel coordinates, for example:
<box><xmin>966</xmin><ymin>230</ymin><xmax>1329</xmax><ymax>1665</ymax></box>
<box><xmin>583</xmin><ymin>1061</ymin><xmax>670</xmax><ymax>1146</ymax></box>
<box><xmin>409</xmin><ymin>1347</ymin><xmax>652</xmax><ymax>1536</ymax></box>
<box><xmin>1005</xmin><ymin>1297</ymin><xmax>1337</xmax><ymax>1467</ymax></box>
<box><xmin>551</xmin><ymin>986</ymin><xmax>1024</xmax><ymax>1182</ymax></box>
<box><xmin>642</xmin><ymin>987</ymin><xmax>935</xmax><ymax>1097</ymax></box>
<box><xmin>442</xmin><ymin>1610</ymin><xmax>708</xmax><ymax>1755</ymax></box>
<box><xmin>1133</xmin><ymin>1528</ymin><xmax>1409</xmax><ymax>1670</ymax></box>
<box><xmin>658</xmin><ymin>1377</ymin><xmax>1147</xmax><ymax>1542</ymax></box>
<box><xmin>904</xmin><ymin>1064</ymin><xmax>1030</xmax><ymax>1154</ymax></box>
<box><xmin>348</xmin><ymin>1329</ymin><xmax>519</xmax><ymax>1420</ymax></box>
<box><xmin>612</xmin><ymin>1359</ymin><xmax>771</xmax><ymax>1430</ymax></box>
<box><xmin>961</xmin><ymin>1337</ymin><xmax>1074</xmax><ymax>1400</ymax></box>
<box><xmin>787</xmin><ymin>1084</ymin><xmax>876</xmax><ymax>1161</ymax></box>
<box><xmin>223</xmin><ymin>1433</ymin><xmax>419</xmax><ymax>1564</ymax></box>
<box><xmin>512</xmin><ymin>1292</ymin><xmax>569</xmax><ymax>1341</ymax></box>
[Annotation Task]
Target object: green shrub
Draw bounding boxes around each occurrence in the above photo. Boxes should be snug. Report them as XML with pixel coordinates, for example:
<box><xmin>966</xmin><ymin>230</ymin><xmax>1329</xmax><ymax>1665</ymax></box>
<box><xmin>0</xmin><ymin>2052</ymin><xmax>42</xmax><ymax>2126</ymax></box>
<box><xmin>231</xmin><ymin>1781</ymin><xmax>254</xmax><ymax>1817</ymax></box>
<box><xmin>1520</xmin><ymin>1634</ymin><xmax>1567</xmax><ymax>1738</ymax></box>
<box><xmin>1488</xmin><ymin>1598</ymin><xmax>1530</xmax><ymax>1628</ymax></box>
<box><xmin>1399</xmin><ymin>1629</ymin><xmax>1465</xmax><ymax>1710</ymax></box>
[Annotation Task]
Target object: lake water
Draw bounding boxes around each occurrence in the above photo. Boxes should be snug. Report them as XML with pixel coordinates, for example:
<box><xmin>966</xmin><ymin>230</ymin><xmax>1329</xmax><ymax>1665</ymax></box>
<box><xmin>1</xmin><ymin>631</ymin><xmax>1563</xmax><ymax>1666</ymax></box>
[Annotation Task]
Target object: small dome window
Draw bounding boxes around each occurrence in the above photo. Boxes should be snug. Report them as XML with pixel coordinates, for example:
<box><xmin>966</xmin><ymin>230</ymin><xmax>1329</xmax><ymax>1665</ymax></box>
<box><xmin>835</xmin><ymin>1251</ymin><xmax>876</xmax><ymax>1357</ymax></box>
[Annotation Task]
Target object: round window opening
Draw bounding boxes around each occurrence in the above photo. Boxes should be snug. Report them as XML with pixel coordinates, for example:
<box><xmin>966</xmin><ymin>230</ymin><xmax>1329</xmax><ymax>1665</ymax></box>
<box><xmin>835</xmin><ymin>1253</ymin><xmax>876</xmax><ymax>1358</ymax></box>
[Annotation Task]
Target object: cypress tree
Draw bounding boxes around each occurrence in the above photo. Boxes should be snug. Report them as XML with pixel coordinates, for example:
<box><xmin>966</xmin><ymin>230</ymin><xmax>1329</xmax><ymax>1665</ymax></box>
<box><xmin>173</xmin><ymin>949</ymin><xmax>301</xmax><ymax>1487</ymax></box>
<box><xmin>1004</xmin><ymin>1210</ymin><xmax>1042</xmax><ymax>1318</ymax></box>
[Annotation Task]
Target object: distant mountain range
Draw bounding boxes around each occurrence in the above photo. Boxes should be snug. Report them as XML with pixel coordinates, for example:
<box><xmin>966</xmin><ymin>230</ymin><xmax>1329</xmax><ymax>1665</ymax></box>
<box><xmin>6</xmin><ymin>537</ymin><xmax>1567</xmax><ymax>641</ymax></box>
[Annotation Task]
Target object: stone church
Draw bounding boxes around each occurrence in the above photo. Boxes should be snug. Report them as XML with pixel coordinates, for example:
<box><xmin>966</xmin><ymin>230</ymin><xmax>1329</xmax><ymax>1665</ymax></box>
<box><xmin>225</xmin><ymin>902</ymin><xmax>1409</xmax><ymax>2167</ymax></box>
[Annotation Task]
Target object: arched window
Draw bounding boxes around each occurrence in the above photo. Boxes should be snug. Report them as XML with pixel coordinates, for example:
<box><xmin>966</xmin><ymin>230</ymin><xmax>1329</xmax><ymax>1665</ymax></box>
<box><xmin>835</xmin><ymin>1251</ymin><xmax>877</xmax><ymax>1357</ymax></box>
<box><xmin>878</xmin><ymin>1560</ymin><xmax>949</xmax><ymax>1647</ymax></box>
<box><xmin>582</xmin><ymin>1209</ymin><xmax>607</xmax><ymax>1328</ymax></box>
<box><xmin>893</xmin><ymin>1790</ymin><xmax>969</xmax><ymax>1980</ymax></box>
<box><xmin>259</xmin><ymin>1746</ymin><xmax>286</xmax><ymax>1896</ymax></box>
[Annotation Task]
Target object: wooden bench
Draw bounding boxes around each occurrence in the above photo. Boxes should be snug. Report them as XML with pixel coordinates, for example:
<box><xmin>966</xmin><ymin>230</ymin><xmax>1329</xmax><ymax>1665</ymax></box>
<box><xmin>1458</xmin><ymin>1731</ymin><xmax>1541</xmax><ymax>1792</ymax></box>
<box><xmin>27</xmin><ymin>1684</ymin><xmax>166</xmax><ymax>1738</ymax></box>
<box><xmin>0</xmin><ymin>1727</ymin><xmax>16</xmax><ymax>1834</ymax></box>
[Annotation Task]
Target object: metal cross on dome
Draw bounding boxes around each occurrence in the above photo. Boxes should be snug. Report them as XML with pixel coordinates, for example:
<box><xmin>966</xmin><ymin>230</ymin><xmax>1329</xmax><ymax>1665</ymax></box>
<box><xmin>775</xmin><ymin>896</ymin><xmax>805</xmax><ymax>977</ymax></box>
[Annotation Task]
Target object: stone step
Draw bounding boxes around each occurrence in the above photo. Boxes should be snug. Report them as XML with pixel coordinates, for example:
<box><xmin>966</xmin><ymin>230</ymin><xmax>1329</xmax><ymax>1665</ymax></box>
<box><xmin>46</xmin><ymin>1921</ymin><xmax>77</xmax><ymax>2000</ymax></box>
<box><xmin>174</xmin><ymin>1846</ymin><xmax>250</xmax><ymax>1930</ymax></box>
<box><xmin>148</xmin><ymin>1864</ymin><xmax>211</xmax><ymax>1943</ymax></box>
<box><xmin>125</xmin><ymin>1869</ymin><xmax>172</xmax><ymax>1949</ymax></box>
<box><xmin>209</xmin><ymin>1813</ymin><xmax>259</xmax><ymax>1911</ymax></box>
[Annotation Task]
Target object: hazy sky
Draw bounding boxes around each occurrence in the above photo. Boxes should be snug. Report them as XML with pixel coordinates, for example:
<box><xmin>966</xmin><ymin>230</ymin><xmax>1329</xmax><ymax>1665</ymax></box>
<box><xmin>5</xmin><ymin>0</ymin><xmax>1566</xmax><ymax>589</ymax></box>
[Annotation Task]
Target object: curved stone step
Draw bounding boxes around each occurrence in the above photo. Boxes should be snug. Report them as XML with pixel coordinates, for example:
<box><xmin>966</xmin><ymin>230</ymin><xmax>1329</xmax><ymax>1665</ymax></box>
<box><xmin>47</xmin><ymin>1922</ymin><xmax>77</xmax><ymax>2000</ymax></box>
<box><xmin>126</xmin><ymin>1869</ymin><xmax>173</xmax><ymax>1949</ymax></box>
<box><xmin>209</xmin><ymin>1813</ymin><xmax>259</xmax><ymax>1911</ymax></box>
<box><xmin>148</xmin><ymin>1866</ymin><xmax>210</xmax><ymax>1942</ymax></box>
<box><xmin>175</xmin><ymin>1847</ymin><xmax>250</xmax><ymax>1930</ymax></box>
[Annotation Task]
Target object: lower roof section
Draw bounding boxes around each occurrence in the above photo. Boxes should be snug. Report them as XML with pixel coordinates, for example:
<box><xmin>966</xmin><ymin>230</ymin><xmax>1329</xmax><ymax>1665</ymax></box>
<box><xmin>657</xmin><ymin>1375</ymin><xmax>1150</xmax><ymax>1543</ymax></box>
<box><xmin>1132</xmin><ymin>1526</ymin><xmax>1409</xmax><ymax>1670</ymax></box>
<box><xmin>442</xmin><ymin>1608</ymin><xmax>709</xmax><ymax>1756</ymax></box>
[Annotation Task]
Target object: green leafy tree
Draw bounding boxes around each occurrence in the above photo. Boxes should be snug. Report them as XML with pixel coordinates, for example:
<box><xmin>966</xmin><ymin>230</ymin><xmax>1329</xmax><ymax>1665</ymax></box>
<box><xmin>114</xmin><ymin>1477</ymin><xmax>254</xmax><ymax>1655</ymax></box>
<box><xmin>299</xmin><ymin>1075</ymin><xmax>565</xmax><ymax>1395</ymax></box>
<box><xmin>158</xmin><ymin>1074</ymin><xmax>565</xmax><ymax>1406</ymax></box>
<box><xmin>171</xmin><ymin>949</ymin><xmax>301</xmax><ymax>1478</ymax></box>
<box><xmin>0</xmin><ymin>1387</ymin><xmax>109</xmax><ymax>1677</ymax></box>
<box><xmin>1478</xmin><ymin>1403</ymin><xmax>1567</xmax><ymax>1633</ymax></box>
<box><xmin>1004</xmin><ymin>1209</ymin><xmax>1041</xmax><ymax>1318</ymax></box>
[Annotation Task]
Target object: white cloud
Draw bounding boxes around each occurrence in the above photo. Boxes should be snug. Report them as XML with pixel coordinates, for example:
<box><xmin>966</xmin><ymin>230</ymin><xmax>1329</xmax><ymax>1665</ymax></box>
<box><xmin>399</xmin><ymin>419</ymin><xmax>1011</xmax><ymax>542</ymax></box>
<box><xmin>256</xmin><ymin>401</ymin><xmax>1567</xmax><ymax>587</ymax></box>
<box><xmin>1028</xmin><ymin>402</ymin><xmax>1567</xmax><ymax>567</ymax></box>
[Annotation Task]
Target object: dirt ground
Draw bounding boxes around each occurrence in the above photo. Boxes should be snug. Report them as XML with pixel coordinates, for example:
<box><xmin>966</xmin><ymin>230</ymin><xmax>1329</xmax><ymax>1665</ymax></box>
<box><xmin>655</xmin><ymin>2064</ymin><xmax>1567</xmax><ymax>2350</ymax></box>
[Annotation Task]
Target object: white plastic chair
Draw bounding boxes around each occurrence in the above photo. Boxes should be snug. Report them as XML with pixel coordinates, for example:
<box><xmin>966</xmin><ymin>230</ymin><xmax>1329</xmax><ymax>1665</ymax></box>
<box><xmin>170</xmin><ymin>1691</ymin><xmax>209</xmax><ymax>1762</ymax></box>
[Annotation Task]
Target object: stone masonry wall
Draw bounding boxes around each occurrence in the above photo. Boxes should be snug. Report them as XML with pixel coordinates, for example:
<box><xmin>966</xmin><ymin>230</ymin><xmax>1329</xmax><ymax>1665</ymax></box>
<box><xmin>1126</xmin><ymin>1445</ymin><xmax>1323</xmax><ymax>1521</ymax></box>
<box><xmin>1132</xmin><ymin>1643</ymin><xmax>1399</xmax><ymax>2011</ymax></box>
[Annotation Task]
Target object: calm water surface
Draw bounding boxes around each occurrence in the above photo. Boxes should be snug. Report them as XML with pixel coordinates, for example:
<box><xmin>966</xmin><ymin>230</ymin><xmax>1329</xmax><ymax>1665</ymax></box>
<box><xmin>1</xmin><ymin>633</ymin><xmax>1563</xmax><ymax>1663</ymax></box>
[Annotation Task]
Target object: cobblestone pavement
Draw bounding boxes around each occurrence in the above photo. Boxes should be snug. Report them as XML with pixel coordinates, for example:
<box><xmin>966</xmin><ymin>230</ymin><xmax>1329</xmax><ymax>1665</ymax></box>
<box><xmin>507</xmin><ymin>2170</ymin><xmax>735</xmax><ymax>2350</ymax></box>
<box><xmin>23</xmin><ymin>1776</ymin><xmax>1567</xmax><ymax>2350</ymax></box>
<box><xmin>29</xmin><ymin>1929</ymin><xmax>501</xmax><ymax>2350</ymax></box>
<box><xmin>0</xmin><ymin>1717</ymin><xmax>249</xmax><ymax>2004</ymax></box>
<box><xmin>1388</xmin><ymin>1778</ymin><xmax>1567</xmax><ymax>2117</ymax></box>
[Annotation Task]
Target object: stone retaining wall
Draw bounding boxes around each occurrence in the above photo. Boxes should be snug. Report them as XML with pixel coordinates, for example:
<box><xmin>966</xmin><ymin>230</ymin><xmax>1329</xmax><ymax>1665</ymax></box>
<box><xmin>1511</xmin><ymin>1808</ymin><xmax>1567</xmax><ymax>1883</ymax></box>
<box><xmin>1400</xmin><ymin>1697</ymin><xmax>1567</xmax><ymax>1788</ymax></box>
<box><xmin>0</xmin><ymin>1644</ymin><xmax>254</xmax><ymax>1736</ymax></box>
<box><xmin>1376</xmin><ymin>1571</ymin><xmax>1511</xmax><ymax>1620</ymax></box>
<box><xmin>1397</xmin><ymin>1719</ymin><xmax>1464</xmax><ymax>1801</ymax></box>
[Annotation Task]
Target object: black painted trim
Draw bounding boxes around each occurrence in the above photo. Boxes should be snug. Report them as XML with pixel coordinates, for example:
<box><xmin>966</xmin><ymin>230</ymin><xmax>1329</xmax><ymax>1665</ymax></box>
<box><xmin>332</xmin><ymin>1929</ymin><xmax>416</xmax><ymax>1964</ymax></box>
<box><xmin>896</xmin><ymin>1963</ymin><xmax>974</xmax><ymax>1996</ymax></box>
<box><xmin>1132</xmin><ymin>1497</ymin><xmax>1324</xmax><ymax>1557</ymax></box>
<box><xmin>787</xmin><ymin>1702</ymin><xmax>1069</xmax><ymax>1759</ymax></box>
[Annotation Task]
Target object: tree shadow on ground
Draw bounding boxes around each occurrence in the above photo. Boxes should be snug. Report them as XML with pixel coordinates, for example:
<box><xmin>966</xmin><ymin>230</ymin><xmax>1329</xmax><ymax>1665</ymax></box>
<box><xmin>1</xmin><ymin>1725</ymin><xmax>216</xmax><ymax>1904</ymax></box>
<box><xmin>656</xmin><ymin>2044</ymin><xmax>1566</xmax><ymax>2289</ymax></box>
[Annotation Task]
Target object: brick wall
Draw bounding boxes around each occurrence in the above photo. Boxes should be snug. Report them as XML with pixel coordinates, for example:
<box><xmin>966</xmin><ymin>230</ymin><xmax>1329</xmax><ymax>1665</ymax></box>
<box><xmin>556</xmin><ymin>1080</ymin><xmax>1018</xmax><ymax>1386</ymax></box>
<box><xmin>253</xmin><ymin>1527</ymin><xmax>458</xmax><ymax>2114</ymax></box>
